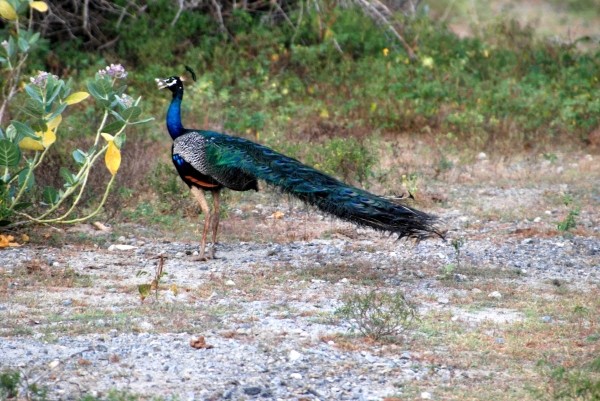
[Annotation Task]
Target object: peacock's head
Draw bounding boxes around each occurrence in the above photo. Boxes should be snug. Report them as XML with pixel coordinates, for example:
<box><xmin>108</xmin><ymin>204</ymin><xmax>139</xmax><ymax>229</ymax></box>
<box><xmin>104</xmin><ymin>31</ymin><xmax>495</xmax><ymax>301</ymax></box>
<box><xmin>155</xmin><ymin>76</ymin><xmax>183</xmax><ymax>93</ymax></box>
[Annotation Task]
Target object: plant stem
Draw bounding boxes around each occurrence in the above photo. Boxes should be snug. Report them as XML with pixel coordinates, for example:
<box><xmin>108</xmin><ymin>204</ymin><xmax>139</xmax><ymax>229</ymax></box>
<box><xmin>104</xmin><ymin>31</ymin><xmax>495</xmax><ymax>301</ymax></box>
<box><xmin>9</xmin><ymin>151</ymin><xmax>39</xmax><ymax>210</ymax></box>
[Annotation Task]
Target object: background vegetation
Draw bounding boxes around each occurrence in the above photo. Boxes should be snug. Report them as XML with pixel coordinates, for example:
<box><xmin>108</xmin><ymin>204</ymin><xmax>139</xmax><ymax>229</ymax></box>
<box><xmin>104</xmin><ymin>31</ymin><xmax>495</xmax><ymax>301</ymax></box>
<box><xmin>1</xmin><ymin>0</ymin><xmax>600</xmax><ymax>220</ymax></box>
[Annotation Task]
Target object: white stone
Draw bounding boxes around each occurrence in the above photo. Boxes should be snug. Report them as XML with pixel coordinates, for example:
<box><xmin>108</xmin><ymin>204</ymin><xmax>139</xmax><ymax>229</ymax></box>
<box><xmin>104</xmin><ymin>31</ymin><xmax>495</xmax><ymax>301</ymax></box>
<box><xmin>488</xmin><ymin>291</ymin><xmax>502</xmax><ymax>299</ymax></box>
<box><xmin>289</xmin><ymin>350</ymin><xmax>302</xmax><ymax>361</ymax></box>
<box><xmin>421</xmin><ymin>392</ymin><xmax>433</xmax><ymax>399</ymax></box>
<box><xmin>290</xmin><ymin>373</ymin><xmax>302</xmax><ymax>379</ymax></box>
<box><xmin>225</xmin><ymin>280</ymin><xmax>235</xmax><ymax>286</ymax></box>
<box><xmin>472</xmin><ymin>288</ymin><xmax>482</xmax><ymax>294</ymax></box>
<box><xmin>138</xmin><ymin>321</ymin><xmax>154</xmax><ymax>331</ymax></box>
<box><xmin>437</xmin><ymin>297</ymin><xmax>449</xmax><ymax>304</ymax></box>
<box><xmin>533</xmin><ymin>217</ymin><xmax>542</xmax><ymax>223</ymax></box>
<box><xmin>476</xmin><ymin>152</ymin><xmax>487</xmax><ymax>160</ymax></box>
<box><xmin>110</xmin><ymin>244</ymin><xmax>137</xmax><ymax>251</ymax></box>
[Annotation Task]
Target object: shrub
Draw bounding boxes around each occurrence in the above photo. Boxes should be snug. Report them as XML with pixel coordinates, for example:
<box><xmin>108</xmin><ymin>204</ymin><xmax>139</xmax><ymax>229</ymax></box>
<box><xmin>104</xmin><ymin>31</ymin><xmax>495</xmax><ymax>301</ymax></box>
<box><xmin>335</xmin><ymin>290</ymin><xmax>417</xmax><ymax>340</ymax></box>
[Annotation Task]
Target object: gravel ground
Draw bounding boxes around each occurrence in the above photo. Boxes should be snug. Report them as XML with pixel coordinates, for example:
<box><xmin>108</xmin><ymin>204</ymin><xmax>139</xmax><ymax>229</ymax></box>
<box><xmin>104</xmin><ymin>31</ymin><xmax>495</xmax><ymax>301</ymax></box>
<box><xmin>1</xmin><ymin>155</ymin><xmax>599</xmax><ymax>400</ymax></box>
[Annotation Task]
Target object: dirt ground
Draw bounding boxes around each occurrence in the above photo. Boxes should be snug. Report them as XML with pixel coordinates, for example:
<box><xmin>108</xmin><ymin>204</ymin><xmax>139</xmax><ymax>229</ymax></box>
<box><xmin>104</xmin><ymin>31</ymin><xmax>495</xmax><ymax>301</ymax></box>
<box><xmin>0</xmin><ymin>150</ymin><xmax>599</xmax><ymax>400</ymax></box>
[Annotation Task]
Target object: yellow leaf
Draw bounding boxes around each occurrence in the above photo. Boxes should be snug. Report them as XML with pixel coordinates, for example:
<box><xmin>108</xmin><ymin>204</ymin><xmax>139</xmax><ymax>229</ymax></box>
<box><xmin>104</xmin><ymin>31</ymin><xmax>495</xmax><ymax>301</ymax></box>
<box><xmin>105</xmin><ymin>140</ymin><xmax>121</xmax><ymax>175</ymax></box>
<box><xmin>22</xmin><ymin>234</ymin><xmax>29</xmax><ymax>242</ymax></box>
<box><xmin>19</xmin><ymin>137</ymin><xmax>44</xmax><ymax>151</ymax></box>
<box><xmin>64</xmin><ymin>92</ymin><xmax>90</xmax><ymax>105</ymax></box>
<box><xmin>171</xmin><ymin>283</ymin><xmax>178</xmax><ymax>296</ymax></box>
<box><xmin>47</xmin><ymin>114</ymin><xmax>62</xmax><ymax>130</ymax></box>
<box><xmin>0</xmin><ymin>0</ymin><xmax>17</xmax><ymax>21</ymax></box>
<box><xmin>319</xmin><ymin>109</ymin><xmax>329</xmax><ymax>119</ymax></box>
<box><xmin>42</xmin><ymin>129</ymin><xmax>56</xmax><ymax>147</ymax></box>
<box><xmin>271</xmin><ymin>211</ymin><xmax>284</xmax><ymax>219</ymax></box>
<box><xmin>101</xmin><ymin>133</ymin><xmax>114</xmax><ymax>142</ymax></box>
<box><xmin>29</xmin><ymin>1</ymin><xmax>48</xmax><ymax>12</ymax></box>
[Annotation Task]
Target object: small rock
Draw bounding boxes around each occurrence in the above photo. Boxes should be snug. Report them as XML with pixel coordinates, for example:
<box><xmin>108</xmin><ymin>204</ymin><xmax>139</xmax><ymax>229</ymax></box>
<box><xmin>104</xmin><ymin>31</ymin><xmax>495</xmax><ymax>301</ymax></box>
<box><xmin>138</xmin><ymin>321</ymin><xmax>154</xmax><ymax>331</ymax></box>
<box><xmin>289</xmin><ymin>350</ymin><xmax>302</xmax><ymax>361</ymax></box>
<box><xmin>421</xmin><ymin>392</ymin><xmax>433</xmax><ymax>399</ymax></box>
<box><xmin>290</xmin><ymin>373</ymin><xmax>302</xmax><ymax>379</ymax></box>
<box><xmin>455</xmin><ymin>274</ymin><xmax>467</xmax><ymax>282</ymax></box>
<box><xmin>113</xmin><ymin>244</ymin><xmax>137</xmax><ymax>251</ymax></box>
<box><xmin>557</xmin><ymin>166</ymin><xmax>564</xmax><ymax>174</ymax></box>
<box><xmin>400</xmin><ymin>351</ymin><xmax>411</xmax><ymax>360</ymax></box>
<box><xmin>533</xmin><ymin>217</ymin><xmax>542</xmax><ymax>223</ymax></box>
<box><xmin>437</xmin><ymin>297</ymin><xmax>449</xmax><ymax>304</ymax></box>
<box><xmin>243</xmin><ymin>387</ymin><xmax>261</xmax><ymax>396</ymax></box>
<box><xmin>545</xmin><ymin>210</ymin><xmax>552</xmax><ymax>215</ymax></box>
<box><xmin>488</xmin><ymin>291</ymin><xmax>502</xmax><ymax>299</ymax></box>
<box><xmin>95</xmin><ymin>319</ymin><xmax>106</xmax><ymax>327</ymax></box>
<box><xmin>542</xmin><ymin>316</ymin><xmax>553</xmax><ymax>323</ymax></box>
<box><xmin>175</xmin><ymin>252</ymin><xmax>184</xmax><ymax>258</ymax></box>
<box><xmin>61</xmin><ymin>300</ymin><xmax>73</xmax><ymax>307</ymax></box>
<box><xmin>495</xmin><ymin>338</ymin><xmax>505</xmax><ymax>344</ymax></box>
<box><xmin>476</xmin><ymin>152</ymin><xmax>487</xmax><ymax>160</ymax></box>
<box><xmin>225</xmin><ymin>280</ymin><xmax>235</xmax><ymax>286</ymax></box>
<box><xmin>95</xmin><ymin>344</ymin><xmax>108</xmax><ymax>352</ymax></box>
<box><xmin>118</xmin><ymin>236</ymin><xmax>126</xmax><ymax>242</ymax></box>
<box><xmin>471</xmin><ymin>288</ymin><xmax>482</xmax><ymax>294</ymax></box>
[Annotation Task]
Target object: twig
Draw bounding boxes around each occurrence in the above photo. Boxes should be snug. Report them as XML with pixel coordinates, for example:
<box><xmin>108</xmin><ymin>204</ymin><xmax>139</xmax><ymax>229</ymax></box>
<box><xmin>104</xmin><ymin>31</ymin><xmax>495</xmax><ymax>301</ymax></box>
<box><xmin>354</xmin><ymin>0</ymin><xmax>416</xmax><ymax>58</ymax></box>
<box><xmin>291</xmin><ymin>0</ymin><xmax>304</xmax><ymax>45</ymax></box>
<box><xmin>209</xmin><ymin>0</ymin><xmax>227</xmax><ymax>33</ymax></box>
<box><xmin>440</xmin><ymin>0</ymin><xmax>456</xmax><ymax>23</ymax></box>
<box><xmin>171</xmin><ymin>0</ymin><xmax>185</xmax><ymax>27</ymax></box>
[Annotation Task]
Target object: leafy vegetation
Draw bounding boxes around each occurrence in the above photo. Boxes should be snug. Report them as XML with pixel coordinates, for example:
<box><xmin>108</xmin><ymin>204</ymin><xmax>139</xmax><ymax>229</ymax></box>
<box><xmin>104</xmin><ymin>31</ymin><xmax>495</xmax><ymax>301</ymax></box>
<box><xmin>0</xmin><ymin>0</ymin><xmax>152</xmax><ymax>227</ymax></box>
<box><xmin>534</xmin><ymin>356</ymin><xmax>600</xmax><ymax>400</ymax></box>
<box><xmin>335</xmin><ymin>290</ymin><xmax>417</xmax><ymax>340</ymax></box>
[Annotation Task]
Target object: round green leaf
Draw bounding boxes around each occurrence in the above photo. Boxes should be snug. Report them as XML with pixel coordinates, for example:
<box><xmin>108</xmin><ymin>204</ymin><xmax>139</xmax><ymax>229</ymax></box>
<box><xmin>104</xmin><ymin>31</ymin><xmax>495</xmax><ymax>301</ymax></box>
<box><xmin>0</xmin><ymin>139</ymin><xmax>21</xmax><ymax>167</ymax></box>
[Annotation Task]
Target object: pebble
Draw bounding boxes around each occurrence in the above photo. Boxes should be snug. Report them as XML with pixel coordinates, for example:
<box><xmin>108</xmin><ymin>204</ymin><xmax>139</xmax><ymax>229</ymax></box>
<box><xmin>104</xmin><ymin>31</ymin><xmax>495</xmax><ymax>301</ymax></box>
<box><xmin>542</xmin><ymin>316</ymin><xmax>553</xmax><ymax>323</ymax></box>
<box><xmin>225</xmin><ymin>280</ymin><xmax>235</xmax><ymax>286</ymax></box>
<box><xmin>471</xmin><ymin>288</ymin><xmax>482</xmax><ymax>294</ymax></box>
<box><xmin>61</xmin><ymin>300</ymin><xmax>73</xmax><ymax>306</ymax></box>
<box><xmin>138</xmin><ymin>322</ymin><xmax>154</xmax><ymax>331</ymax></box>
<box><xmin>533</xmin><ymin>217</ymin><xmax>542</xmax><ymax>223</ymax></box>
<box><xmin>488</xmin><ymin>291</ymin><xmax>502</xmax><ymax>299</ymax></box>
<box><xmin>290</xmin><ymin>373</ymin><xmax>302</xmax><ymax>379</ymax></box>
<box><xmin>437</xmin><ymin>297</ymin><xmax>449</xmax><ymax>304</ymax></box>
<box><xmin>495</xmin><ymin>338</ymin><xmax>505</xmax><ymax>344</ymax></box>
<box><xmin>243</xmin><ymin>387</ymin><xmax>261</xmax><ymax>396</ymax></box>
<box><xmin>289</xmin><ymin>350</ymin><xmax>302</xmax><ymax>361</ymax></box>
<box><xmin>421</xmin><ymin>392</ymin><xmax>433</xmax><ymax>399</ymax></box>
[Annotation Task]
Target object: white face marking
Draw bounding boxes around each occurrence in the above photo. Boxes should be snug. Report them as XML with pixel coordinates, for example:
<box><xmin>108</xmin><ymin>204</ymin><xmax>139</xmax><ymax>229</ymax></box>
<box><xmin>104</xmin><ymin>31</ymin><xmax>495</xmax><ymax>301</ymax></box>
<box><xmin>156</xmin><ymin>77</ymin><xmax>179</xmax><ymax>90</ymax></box>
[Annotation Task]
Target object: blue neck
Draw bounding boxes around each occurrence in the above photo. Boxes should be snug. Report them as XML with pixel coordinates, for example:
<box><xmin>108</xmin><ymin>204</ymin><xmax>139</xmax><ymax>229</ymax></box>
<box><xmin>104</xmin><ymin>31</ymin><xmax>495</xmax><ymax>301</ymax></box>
<box><xmin>167</xmin><ymin>90</ymin><xmax>185</xmax><ymax>139</ymax></box>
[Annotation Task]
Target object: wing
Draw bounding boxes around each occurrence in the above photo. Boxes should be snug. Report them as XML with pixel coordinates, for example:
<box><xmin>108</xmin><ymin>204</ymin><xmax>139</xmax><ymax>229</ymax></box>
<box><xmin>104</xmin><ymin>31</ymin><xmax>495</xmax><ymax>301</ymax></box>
<box><xmin>174</xmin><ymin>131</ymin><xmax>258</xmax><ymax>192</ymax></box>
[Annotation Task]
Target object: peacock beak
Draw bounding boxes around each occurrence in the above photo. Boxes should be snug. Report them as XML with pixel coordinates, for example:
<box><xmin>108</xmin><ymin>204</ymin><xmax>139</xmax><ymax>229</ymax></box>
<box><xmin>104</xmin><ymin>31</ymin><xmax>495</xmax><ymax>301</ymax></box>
<box><xmin>155</xmin><ymin>78</ymin><xmax>168</xmax><ymax>90</ymax></box>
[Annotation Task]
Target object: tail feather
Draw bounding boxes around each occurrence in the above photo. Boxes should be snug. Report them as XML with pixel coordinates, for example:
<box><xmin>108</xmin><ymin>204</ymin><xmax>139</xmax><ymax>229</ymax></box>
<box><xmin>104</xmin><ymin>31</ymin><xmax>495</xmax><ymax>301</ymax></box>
<box><xmin>204</xmin><ymin>132</ymin><xmax>443</xmax><ymax>240</ymax></box>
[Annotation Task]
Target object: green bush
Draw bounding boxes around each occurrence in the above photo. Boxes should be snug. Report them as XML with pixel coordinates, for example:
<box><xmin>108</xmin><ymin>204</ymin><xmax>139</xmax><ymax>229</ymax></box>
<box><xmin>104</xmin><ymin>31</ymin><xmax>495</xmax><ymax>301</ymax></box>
<box><xmin>335</xmin><ymin>290</ymin><xmax>417</xmax><ymax>340</ymax></box>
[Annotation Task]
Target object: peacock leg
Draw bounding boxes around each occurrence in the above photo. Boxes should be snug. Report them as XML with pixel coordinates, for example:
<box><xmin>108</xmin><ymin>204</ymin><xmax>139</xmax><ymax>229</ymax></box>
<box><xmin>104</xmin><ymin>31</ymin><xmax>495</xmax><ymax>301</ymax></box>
<box><xmin>190</xmin><ymin>186</ymin><xmax>212</xmax><ymax>261</ymax></box>
<box><xmin>209</xmin><ymin>190</ymin><xmax>221</xmax><ymax>259</ymax></box>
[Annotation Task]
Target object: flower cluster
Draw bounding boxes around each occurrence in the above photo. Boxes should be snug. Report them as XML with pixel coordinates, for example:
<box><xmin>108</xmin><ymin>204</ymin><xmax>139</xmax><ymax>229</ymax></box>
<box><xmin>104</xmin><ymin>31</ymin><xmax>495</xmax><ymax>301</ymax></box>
<box><xmin>30</xmin><ymin>71</ymin><xmax>59</xmax><ymax>87</ymax></box>
<box><xmin>99</xmin><ymin>64</ymin><xmax>128</xmax><ymax>79</ymax></box>
<box><xmin>115</xmin><ymin>94</ymin><xmax>134</xmax><ymax>108</ymax></box>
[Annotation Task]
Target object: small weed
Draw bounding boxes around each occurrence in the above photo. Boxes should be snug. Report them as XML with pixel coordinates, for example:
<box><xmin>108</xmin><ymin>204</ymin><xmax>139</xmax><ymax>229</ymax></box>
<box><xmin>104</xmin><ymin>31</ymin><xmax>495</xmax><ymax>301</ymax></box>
<box><xmin>533</xmin><ymin>356</ymin><xmax>600</xmax><ymax>400</ymax></box>
<box><xmin>557</xmin><ymin>194</ymin><xmax>580</xmax><ymax>232</ymax></box>
<box><xmin>439</xmin><ymin>264</ymin><xmax>455</xmax><ymax>280</ymax></box>
<box><xmin>543</xmin><ymin>153</ymin><xmax>559</xmax><ymax>164</ymax></box>
<box><xmin>136</xmin><ymin>254</ymin><xmax>170</xmax><ymax>302</ymax></box>
<box><xmin>0</xmin><ymin>369</ymin><xmax>48</xmax><ymax>401</ymax></box>
<box><xmin>335</xmin><ymin>290</ymin><xmax>417</xmax><ymax>341</ymax></box>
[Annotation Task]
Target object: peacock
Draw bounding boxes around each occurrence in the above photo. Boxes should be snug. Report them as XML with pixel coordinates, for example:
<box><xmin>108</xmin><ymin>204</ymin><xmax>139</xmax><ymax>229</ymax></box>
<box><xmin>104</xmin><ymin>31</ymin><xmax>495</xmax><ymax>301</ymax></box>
<box><xmin>156</xmin><ymin>73</ymin><xmax>443</xmax><ymax>260</ymax></box>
